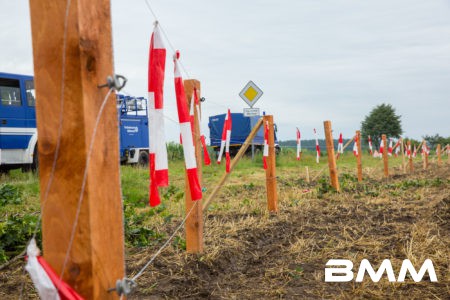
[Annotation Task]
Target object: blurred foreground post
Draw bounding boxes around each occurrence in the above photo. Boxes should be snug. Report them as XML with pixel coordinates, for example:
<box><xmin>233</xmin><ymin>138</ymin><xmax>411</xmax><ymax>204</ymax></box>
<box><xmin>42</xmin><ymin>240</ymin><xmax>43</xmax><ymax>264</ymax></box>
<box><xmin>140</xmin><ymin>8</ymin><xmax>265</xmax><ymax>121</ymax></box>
<box><xmin>29</xmin><ymin>0</ymin><xmax>124</xmax><ymax>298</ymax></box>
<box><xmin>323</xmin><ymin>121</ymin><xmax>340</xmax><ymax>191</ymax></box>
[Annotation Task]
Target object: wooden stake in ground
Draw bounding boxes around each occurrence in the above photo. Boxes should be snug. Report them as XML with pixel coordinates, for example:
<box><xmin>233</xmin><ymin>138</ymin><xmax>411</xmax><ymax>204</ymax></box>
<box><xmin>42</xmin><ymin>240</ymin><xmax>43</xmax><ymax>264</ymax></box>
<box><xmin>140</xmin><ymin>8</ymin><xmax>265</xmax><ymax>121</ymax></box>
<box><xmin>323</xmin><ymin>121</ymin><xmax>340</xmax><ymax>191</ymax></box>
<box><xmin>264</xmin><ymin>115</ymin><xmax>278</xmax><ymax>212</ymax></box>
<box><xmin>437</xmin><ymin>144</ymin><xmax>441</xmax><ymax>166</ymax></box>
<box><xmin>29</xmin><ymin>1</ymin><xmax>124</xmax><ymax>298</ymax></box>
<box><xmin>203</xmin><ymin>118</ymin><xmax>263</xmax><ymax>211</ymax></box>
<box><xmin>382</xmin><ymin>134</ymin><xmax>389</xmax><ymax>178</ymax></box>
<box><xmin>356</xmin><ymin>130</ymin><xmax>363</xmax><ymax>182</ymax></box>
<box><xmin>423</xmin><ymin>140</ymin><xmax>429</xmax><ymax>170</ymax></box>
<box><xmin>407</xmin><ymin>140</ymin><xmax>414</xmax><ymax>173</ymax></box>
<box><xmin>401</xmin><ymin>138</ymin><xmax>406</xmax><ymax>173</ymax></box>
<box><xmin>184</xmin><ymin>80</ymin><xmax>203</xmax><ymax>253</ymax></box>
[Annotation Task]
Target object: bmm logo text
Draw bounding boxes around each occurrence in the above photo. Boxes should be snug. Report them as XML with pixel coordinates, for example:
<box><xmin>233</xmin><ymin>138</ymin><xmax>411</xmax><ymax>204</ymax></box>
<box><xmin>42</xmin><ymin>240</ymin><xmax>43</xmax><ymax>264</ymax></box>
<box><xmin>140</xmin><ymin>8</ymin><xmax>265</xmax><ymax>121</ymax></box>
<box><xmin>325</xmin><ymin>259</ymin><xmax>438</xmax><ymax>282</ymax></box>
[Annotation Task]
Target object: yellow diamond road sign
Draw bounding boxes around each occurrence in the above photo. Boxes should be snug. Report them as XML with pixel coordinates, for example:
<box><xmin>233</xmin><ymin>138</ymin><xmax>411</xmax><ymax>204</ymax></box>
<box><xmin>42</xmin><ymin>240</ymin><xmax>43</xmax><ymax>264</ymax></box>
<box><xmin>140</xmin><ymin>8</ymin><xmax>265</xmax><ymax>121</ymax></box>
<box><xmin>239</xmin><ymin>80</ymin><xmax>263</xmax><ymax>108</ymax></box>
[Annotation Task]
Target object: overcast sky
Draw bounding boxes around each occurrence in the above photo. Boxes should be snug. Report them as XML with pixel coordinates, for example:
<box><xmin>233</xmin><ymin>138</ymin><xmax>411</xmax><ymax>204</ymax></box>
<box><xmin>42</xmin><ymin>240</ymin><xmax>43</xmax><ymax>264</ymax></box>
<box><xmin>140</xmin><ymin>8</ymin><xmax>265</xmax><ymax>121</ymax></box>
<box><xmin>1</xmin><ymin>1</ymin><xmax>449</xmax><ymax>142</ymax></box>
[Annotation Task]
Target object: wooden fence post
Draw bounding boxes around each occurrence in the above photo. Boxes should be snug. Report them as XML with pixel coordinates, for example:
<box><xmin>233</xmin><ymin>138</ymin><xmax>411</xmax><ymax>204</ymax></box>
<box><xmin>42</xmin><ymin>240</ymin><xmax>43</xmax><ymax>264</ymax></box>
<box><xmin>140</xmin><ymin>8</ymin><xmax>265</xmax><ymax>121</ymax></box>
<box><xmin>29</xmin><ymin>1</ymin><xmax>124</xmax><ymax>298</ymax></box>
<box><xmin>423</xmin><ymin>140</ymin><xmax>429</xmax><ymax>170</ymax></box>
<box><xmin>323</xmin><ymin>121</ymin><xmax>340</xmax><ymax>191</ymax></box>
<box><xmin>408</xmin><ymin>140</ymin><xmax>414</xmax><ymax>173</ymax></box>
<box><xmin>401</xmin><ymin>138</ymin><xmax>406</xmax><ymax>173</ymax></box>
<box><xmin>437</xmin><ymin>144</ymin><xmax>441</xmax><ymax>166</ymax></box>
<box><xmin>356</xmin><ymin>130</ymin><xmax>363</xmax><ymax>182</ymax></box>
<box><xmin>382</xmin><ymin>134</ymin><xmax>389</xmax><ymax>178</ymax></box>
<box><xmin>183</xmin><ymin>79</ymin><xmax>203</xmax><ymax>253</ymax></box>
<box><xmin>264</xmin><ymin>115</ymin><xmax>278</xmax><ymax>212</ymax></box>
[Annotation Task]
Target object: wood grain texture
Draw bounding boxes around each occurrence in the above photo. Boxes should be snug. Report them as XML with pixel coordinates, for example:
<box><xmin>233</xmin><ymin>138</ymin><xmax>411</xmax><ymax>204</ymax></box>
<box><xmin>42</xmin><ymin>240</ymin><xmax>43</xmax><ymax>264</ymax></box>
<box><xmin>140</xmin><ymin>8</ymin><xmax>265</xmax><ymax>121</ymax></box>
<box><xmin>29</xmin><ymin>0</ymin><xmax>124</xmax><ymax>298</ymax></box>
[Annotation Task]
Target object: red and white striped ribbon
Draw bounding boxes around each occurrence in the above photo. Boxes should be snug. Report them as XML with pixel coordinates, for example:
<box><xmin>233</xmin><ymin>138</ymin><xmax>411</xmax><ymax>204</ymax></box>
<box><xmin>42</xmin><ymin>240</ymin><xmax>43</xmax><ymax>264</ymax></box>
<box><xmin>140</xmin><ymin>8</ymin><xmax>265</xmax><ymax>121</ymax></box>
<box><xmin>379</xmin><ymin>138</ymin><xmax>384</xmax><ymax>154</ymax></box>
<box><xmin>407</xmin><ymin>142</ymin><xmax>412</xmax><ymax>158</ymax></box>
<box><xmin>148</xmin><ymin>22</ymin><xmax>169</xmax><ymax>207</ymax></box>
<box><xmin>394</xmin><ymin>140</ymin><xmax>401</xmax><ymax>157</ymax></box>
<box><xmin>217</xmin><ymin>109</ymin><xmax>232</xmax><ymax>172</ymax></box>
<box><xmin>368</xmin><ymin>135</ymin><xmax>373</xmax><ymax>155</ymax></box>
<box><xmin>26</xmin><ymin>238</ymin><xmax>83</xmax><ymax>300</ymax></box>
<box><xmin>225</xmin><ymin>110</ymin><xmax>232</xmax><ymax>172</ymax></box>
<box><xmin>353</xmin><ymin>135</ymin><xmax>359</xmax><ymax>157</ymax></box>
<box><xmin>413</xmin><ymin>144</ymin><xmax>418</xmax><ymax>158</ymax></box>
<box><xmin>337</xmin><ymin>133</ymin><xmax>344</xmax><ymax>156</ymax></box>
<box><xmin>263</xmin><ymin>121</ymin><xmax>269</xmax><ymax>169</ymax></box>
<box><xmin>388</xmin><ymin>138</ymin><xmax>393</xmax><ymax>156</ymax></box>
<box><xmin>173</xmin><ymin>51</ymin><xmax>202</xmax><ymax>201</ymax></box>
<box><xmin>314</xmin><ymin>128</ymin><xmax>320</xmax><ymax>163</ymax></box>
<box><xmin>296</xmin><ymin>127</ymin><xmax>301</xmax><ymax>160</ymax></box>
<box><xmin>421</xmin><ymin>142</ymin><xmax>429</xmax><ymax>156</ymax></box>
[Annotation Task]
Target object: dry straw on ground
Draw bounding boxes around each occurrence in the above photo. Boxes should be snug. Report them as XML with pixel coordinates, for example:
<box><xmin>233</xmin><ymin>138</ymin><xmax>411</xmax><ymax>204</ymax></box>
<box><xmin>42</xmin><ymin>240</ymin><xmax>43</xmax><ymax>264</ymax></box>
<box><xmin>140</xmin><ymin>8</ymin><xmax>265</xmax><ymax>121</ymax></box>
<box><xmin>1</xmin><ymin>163</ymin><xmax>449</xmax><ymax>299</ymax></box>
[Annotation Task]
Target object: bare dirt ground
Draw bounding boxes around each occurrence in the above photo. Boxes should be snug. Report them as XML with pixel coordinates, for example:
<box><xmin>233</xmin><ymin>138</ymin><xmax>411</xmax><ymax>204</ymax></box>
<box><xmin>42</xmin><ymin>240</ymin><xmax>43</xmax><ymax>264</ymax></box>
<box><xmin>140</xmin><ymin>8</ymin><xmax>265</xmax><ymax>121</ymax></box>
<box><xmin>126</xmin><ymin>163</ymin><xmax>449</xmax><ymax>299</ymax></box>
<box><xmin>1</xmin><ymin>163</ymin><xmax>449</xmax><ymax>299</ymax></box>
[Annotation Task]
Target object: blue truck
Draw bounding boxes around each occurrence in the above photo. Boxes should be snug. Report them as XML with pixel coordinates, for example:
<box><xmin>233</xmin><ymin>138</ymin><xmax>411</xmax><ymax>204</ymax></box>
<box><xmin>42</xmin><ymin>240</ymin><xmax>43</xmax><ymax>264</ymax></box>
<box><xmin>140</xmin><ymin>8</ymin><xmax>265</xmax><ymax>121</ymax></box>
<box><xmin>0</xmin><ymin>72</ymin><xmax>150</xmax><ymax>172</ymax></box>
<box><xmin>116</xmin><ymin>94</ymin><xmax>150</xmax><ymax>165</ymax></box>
<box><xmin>208</xmin><ymin>112</ymin><xmax>279</xmax><ymax>156</ymax></box>
<box><xmin>0</xmin><ymin>72</ymin><xmax>38</xmax><ymax>172</ymax></box>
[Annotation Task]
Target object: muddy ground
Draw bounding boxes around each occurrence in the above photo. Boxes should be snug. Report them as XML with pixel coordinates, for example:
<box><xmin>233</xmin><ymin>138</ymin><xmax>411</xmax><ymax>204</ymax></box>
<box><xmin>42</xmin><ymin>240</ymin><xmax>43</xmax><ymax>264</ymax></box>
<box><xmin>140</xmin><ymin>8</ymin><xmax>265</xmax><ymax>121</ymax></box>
<box><xmin>1</xmin><ymin>163</ymin><xmax>449</xmax><ymax>299</ymax></box>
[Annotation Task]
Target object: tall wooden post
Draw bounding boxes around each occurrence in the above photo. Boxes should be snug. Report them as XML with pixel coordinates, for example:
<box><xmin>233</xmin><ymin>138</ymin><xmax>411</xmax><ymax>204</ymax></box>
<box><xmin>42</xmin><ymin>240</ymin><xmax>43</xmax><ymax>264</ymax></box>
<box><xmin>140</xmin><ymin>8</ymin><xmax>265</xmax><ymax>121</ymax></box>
<box><xmin>382</xmin><ymin>134</ymin><xmax>389</xmax><ymax>178</ymax></box>
<box><xmin>183</xmin><ymin>80</ymin><xmax>203</xmax><ymax>253</ymax></box>
<box><xmin>356</xmin><ymin>130</ymin><xmax>363</xmax><ymax>182</ymax></box>
<box><xmin>423</xmin><ymin>140</ymin><xmax>429</xmax><ymax>170</ymax></box>
<box><xmin>437</xmin><ymin>144</ymin><xmax>441</xmax><ymax>166</ymax></box>
<box><xmin>264</xmin><ymin>115</ymin><xmax>278</xmax><ymax>212</ymax></box>
<box><xmin>29</xmin><ymin>1</ymin><xmax>124</xmax><ymax>298</ymax></box>
<box><xmin>408</xmin><ymin>140</ymin><xmax>414</xmax><ymax>173</ymax></box>
<box><xmin>400</xmin><ymin>138</ymin><xmax>406</xmax><ymax>173</ymax></box>
<box><xmin>323</xmin><ymin>121</ymin><xmax>340</xmax><ymax>191</ymax></box>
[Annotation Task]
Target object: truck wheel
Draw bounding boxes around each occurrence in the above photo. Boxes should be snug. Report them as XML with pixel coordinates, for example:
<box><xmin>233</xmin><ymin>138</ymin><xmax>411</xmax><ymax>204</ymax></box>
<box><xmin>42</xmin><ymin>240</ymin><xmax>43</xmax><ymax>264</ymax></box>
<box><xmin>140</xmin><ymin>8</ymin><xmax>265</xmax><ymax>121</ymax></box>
<box><xmin>138</xmin><ymin>151</ymin><xmax>149</xmax><ymax>167</ymax></box>
<box><xmin>31</xmin><ymin>146</ymin><xmax>39</xmax><ymax>173</ymax></box>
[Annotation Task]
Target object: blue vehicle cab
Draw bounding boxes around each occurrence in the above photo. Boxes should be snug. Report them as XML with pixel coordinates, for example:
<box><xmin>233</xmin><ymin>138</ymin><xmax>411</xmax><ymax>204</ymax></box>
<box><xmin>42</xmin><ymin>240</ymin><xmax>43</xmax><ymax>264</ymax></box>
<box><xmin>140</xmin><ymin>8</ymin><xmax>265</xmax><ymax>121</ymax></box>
<box><xmin>0</xmin><ymin>72</ymin><xmax>38</xmax><ymax>172</ymax></box>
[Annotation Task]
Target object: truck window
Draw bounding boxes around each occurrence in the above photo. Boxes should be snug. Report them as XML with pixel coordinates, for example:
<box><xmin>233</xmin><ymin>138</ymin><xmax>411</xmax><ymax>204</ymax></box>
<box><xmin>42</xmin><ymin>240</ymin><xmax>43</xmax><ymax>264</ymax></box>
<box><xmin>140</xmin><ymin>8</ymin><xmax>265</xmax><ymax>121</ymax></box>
<box><xmin>0</xmin><ymin>78</ymin><xmax>21</xmax><ymax>107</ymax></box>
<box><xmin>25</xmin><ymin>80</ymin><xmax>36</xmax><ymax>106</ymax></box>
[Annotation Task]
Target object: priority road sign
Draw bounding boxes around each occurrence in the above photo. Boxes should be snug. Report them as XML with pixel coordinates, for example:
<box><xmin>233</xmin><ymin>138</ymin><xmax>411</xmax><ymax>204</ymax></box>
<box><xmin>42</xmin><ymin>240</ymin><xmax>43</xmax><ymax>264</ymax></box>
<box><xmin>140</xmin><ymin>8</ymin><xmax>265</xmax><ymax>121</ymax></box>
<box><xmin>239</xmin><ymin>80</ymin><xmax>263</xmax><ymax>108</ymax></box>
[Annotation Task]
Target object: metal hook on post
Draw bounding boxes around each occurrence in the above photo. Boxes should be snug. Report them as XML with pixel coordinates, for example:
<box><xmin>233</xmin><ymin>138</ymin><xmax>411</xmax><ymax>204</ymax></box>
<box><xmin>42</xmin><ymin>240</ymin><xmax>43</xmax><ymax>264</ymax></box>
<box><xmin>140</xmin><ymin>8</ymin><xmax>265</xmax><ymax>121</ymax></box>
<box><xmin>97</xmin><ymin>74</ymin><xmax>127</xmax><ymax>92</ymax></box>
<box><xmin>107</xmin><ymin>277</ymin><xmax>136</xmax><ymax>297</ymax></box>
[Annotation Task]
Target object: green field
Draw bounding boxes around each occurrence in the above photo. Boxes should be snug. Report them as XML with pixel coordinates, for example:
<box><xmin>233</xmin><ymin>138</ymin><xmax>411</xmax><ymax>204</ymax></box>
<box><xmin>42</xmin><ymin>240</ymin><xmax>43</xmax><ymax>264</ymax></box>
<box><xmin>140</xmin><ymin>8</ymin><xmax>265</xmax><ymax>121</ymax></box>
<box><xmin>1</xmin><ymin>149</ymin><xmax>448</xmax><ymax>299</ymax></box>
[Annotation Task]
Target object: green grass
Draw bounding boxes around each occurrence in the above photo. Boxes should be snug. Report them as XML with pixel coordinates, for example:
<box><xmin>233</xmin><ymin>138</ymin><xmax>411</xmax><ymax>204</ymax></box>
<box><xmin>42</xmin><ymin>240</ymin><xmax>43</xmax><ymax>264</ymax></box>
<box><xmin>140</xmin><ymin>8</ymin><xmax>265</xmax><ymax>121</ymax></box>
<box><xmin>0</xmin><ymin>149</ymin><xmax>438</xmax><ymax>262</ymax></box>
